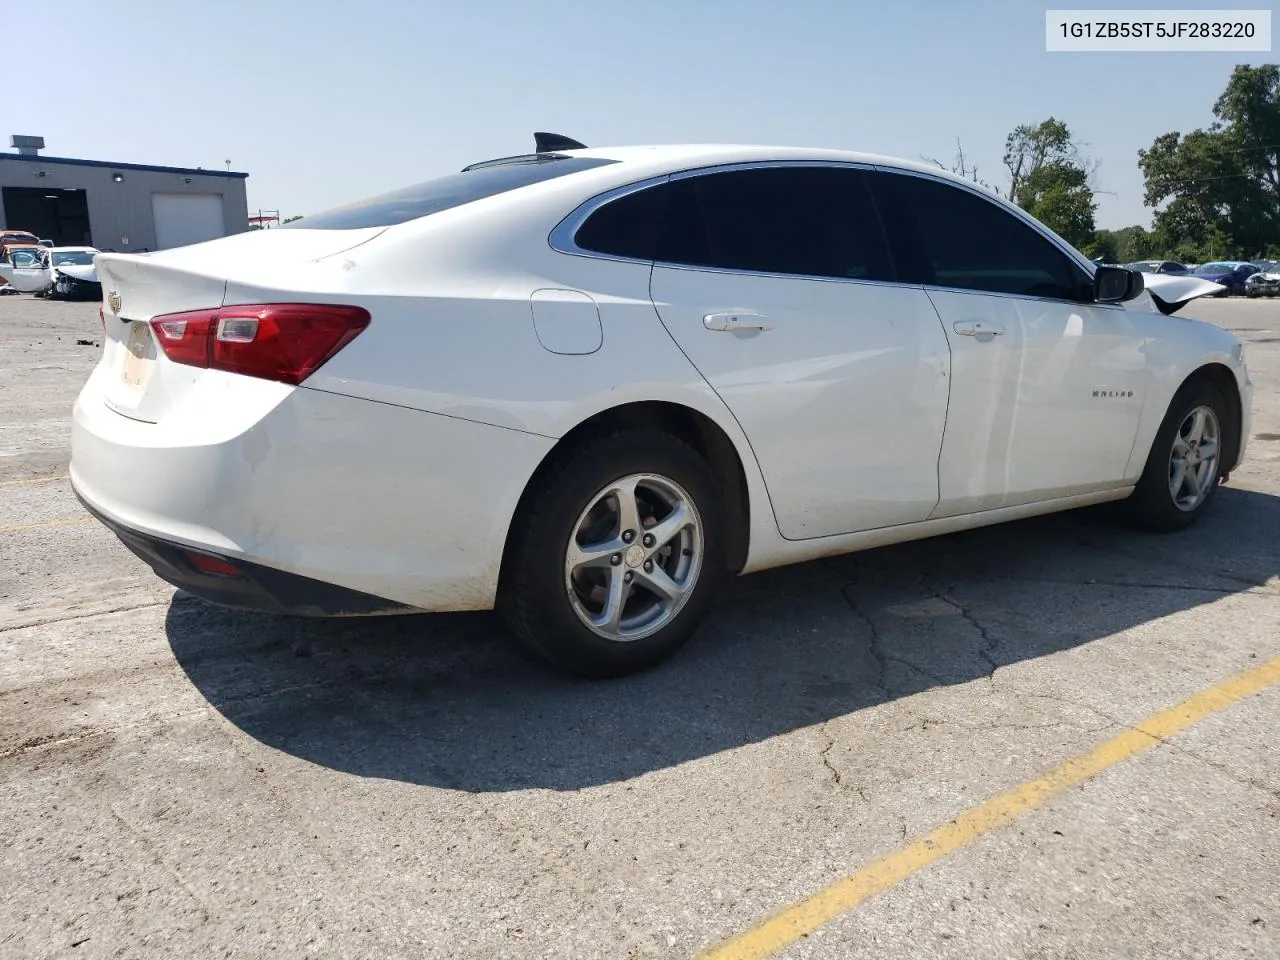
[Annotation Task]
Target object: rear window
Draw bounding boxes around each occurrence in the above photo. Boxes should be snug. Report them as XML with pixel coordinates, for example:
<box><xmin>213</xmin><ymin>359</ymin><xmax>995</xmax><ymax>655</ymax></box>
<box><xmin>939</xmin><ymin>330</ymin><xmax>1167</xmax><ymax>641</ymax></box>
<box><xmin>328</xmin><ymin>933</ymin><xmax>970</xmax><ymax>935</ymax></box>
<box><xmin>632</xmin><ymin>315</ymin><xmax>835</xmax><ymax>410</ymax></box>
<box><xmin>284</xmin><ymin>155</ymin><xmax>617</xmax><ymax>230</ymax></box>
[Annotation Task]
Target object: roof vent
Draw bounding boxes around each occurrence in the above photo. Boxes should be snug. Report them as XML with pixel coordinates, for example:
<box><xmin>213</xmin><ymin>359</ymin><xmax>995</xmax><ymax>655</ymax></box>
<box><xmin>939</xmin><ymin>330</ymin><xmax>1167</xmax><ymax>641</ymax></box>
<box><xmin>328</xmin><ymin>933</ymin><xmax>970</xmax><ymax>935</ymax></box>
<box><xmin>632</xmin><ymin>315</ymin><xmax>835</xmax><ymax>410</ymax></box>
<box><xmin>10</xmin><ymin>135</ymin><xmax>45</xmax><ymax>156</ymax></box>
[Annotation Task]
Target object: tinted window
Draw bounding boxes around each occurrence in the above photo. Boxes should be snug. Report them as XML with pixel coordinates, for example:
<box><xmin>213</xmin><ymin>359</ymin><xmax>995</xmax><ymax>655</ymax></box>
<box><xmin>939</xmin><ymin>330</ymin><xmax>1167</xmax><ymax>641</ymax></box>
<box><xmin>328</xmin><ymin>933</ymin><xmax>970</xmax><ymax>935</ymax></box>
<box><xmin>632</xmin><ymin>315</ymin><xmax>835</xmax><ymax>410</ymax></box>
<box><xmin>659</xmin><ymin>167</ymin><xmax>894</xmax><ymax>281</ymax></box>
<box><xmin>287</xmin><ymin>156</ymin><xmax>617</xmax><ymax>230</ymax></box>
<box><xmin>872</xmin><ymin>172</ymin><xmax>1081</xmax><ymax>300</ymax></box>
<box><xmin>573</xmin><ymin>182</ymin><xmax>673</xmax><ymax>260</ymax></box>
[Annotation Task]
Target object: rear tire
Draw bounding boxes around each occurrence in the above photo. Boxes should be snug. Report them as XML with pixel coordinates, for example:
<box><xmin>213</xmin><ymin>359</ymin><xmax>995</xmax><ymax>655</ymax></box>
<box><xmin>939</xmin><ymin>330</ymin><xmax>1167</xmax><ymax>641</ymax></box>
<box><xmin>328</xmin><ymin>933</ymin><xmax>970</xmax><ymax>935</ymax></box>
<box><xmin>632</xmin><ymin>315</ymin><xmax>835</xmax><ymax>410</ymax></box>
<box><xmin>499</xmin><ymin>427</ymin><xmax>727</xmax><ymax>678</ymax></box>
<box><xmin>1124</xmin><ymin>378</ymin><xmax>1228</xmax><ymax>532</ymax></box>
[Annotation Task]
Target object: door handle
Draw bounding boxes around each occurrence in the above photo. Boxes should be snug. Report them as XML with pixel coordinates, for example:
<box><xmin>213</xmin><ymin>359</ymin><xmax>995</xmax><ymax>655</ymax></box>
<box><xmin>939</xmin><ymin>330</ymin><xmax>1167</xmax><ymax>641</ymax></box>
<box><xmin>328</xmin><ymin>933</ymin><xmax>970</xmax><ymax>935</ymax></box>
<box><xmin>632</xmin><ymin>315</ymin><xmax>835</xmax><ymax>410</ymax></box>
<box><xmin>703</xmin><ymin>311</ymin><xmax>772</xmax><ymax>332</ymax></box>
<box><xmin>953</xmin><ymin>320</ymin><xmax>1005</xmax><ymax>337</ymax></box>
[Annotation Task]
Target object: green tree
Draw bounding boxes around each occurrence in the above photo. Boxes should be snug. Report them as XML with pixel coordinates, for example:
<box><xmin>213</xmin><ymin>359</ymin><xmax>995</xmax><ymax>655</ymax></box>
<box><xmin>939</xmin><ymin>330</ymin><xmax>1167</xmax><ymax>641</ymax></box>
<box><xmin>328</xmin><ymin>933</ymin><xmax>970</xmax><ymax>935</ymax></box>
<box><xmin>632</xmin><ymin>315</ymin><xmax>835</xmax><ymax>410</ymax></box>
<box><xmin>1139</xmin><ymin>65</ymin><xmax>1280</xmax><ymax>259</ymax></box>
<box><xmin>1112</xmin><ymin>225</ymin><xmax>1159</xmax><ymax>262</ymax></box>
<box><xmin>1083</xmin><ymin>229</ymin><xmax>1118</xmax><ymax>263</ymax></box>
<box><xmin>1002</xmin><ymin>118</ymin><xmax>1098</xmax><ymax>248</ymax></box>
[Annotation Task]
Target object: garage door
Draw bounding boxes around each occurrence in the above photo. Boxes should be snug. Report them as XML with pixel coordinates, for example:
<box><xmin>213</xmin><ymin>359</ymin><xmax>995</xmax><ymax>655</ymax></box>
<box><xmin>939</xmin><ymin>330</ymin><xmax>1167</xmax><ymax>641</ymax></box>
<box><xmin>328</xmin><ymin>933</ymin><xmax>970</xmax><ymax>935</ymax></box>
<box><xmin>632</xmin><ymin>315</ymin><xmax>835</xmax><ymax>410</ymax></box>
<box><xmin>151</xmin><ymin>193</ymin><xmax>226</xmax><ymax>250</ymax></box>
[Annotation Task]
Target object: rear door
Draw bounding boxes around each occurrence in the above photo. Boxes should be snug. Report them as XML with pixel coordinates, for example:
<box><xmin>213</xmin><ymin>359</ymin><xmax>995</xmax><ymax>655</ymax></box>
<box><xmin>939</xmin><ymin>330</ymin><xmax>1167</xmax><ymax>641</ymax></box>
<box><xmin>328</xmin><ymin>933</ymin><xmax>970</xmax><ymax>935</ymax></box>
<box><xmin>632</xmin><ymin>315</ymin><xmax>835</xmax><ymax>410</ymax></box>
<box><xmin>644</xmin><ymin>165</ymin><xmax>952</xmax><ymax>539</ymax></box>
<box><xmin>869</xmin><ymin>169</ymin><xmax>1147</xmax><ymax>516</ymax></box>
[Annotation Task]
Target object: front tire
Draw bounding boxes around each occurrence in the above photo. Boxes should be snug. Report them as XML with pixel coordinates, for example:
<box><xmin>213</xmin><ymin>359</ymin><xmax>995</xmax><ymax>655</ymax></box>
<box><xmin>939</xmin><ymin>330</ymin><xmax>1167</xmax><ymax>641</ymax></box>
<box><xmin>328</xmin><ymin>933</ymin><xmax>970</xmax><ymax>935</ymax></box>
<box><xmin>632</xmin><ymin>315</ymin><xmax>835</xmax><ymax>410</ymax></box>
<box><xmin>1125</xmin><ymin>378</ymin><xmax>1228</xmax><ymax>531</ymax></box>
<box><xmin>499</xmin><ymin>428</ymin><xmax>727</xmax><ymax>678</ymax></box>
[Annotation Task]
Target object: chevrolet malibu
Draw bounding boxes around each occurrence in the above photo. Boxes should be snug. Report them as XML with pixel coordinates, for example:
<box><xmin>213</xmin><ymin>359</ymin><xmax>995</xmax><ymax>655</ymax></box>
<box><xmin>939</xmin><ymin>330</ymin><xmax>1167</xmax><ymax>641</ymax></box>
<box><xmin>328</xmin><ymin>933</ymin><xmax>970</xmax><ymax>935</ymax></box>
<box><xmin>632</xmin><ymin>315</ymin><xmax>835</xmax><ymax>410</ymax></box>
<box><xmin>71</xmin><ymin>136</ymin><xmax>1253</xmax><ymax>677</ymax></box>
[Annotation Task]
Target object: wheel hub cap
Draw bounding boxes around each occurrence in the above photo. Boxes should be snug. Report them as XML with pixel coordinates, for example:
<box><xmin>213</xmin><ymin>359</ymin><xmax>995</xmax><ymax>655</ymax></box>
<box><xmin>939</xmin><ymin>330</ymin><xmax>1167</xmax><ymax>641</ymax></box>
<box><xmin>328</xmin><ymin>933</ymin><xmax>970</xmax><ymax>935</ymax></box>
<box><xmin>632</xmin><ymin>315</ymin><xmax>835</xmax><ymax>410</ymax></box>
<box><xmin>1168</xmin><ymin>404</ymin><xmax>1220</xmax><ymax>512</ymax></box>
<box><xmin>564</xmin><ymin>473</ymin><xmax>704</xmax><ymax>642</ymax></box>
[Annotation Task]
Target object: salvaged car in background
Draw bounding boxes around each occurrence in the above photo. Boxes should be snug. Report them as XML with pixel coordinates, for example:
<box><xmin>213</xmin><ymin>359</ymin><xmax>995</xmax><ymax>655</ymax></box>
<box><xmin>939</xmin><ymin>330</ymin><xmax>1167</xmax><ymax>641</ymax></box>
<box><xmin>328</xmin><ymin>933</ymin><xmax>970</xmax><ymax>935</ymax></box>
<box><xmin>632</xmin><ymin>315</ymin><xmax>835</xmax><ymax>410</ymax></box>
<box><xmin>45</xmin><ymin>247</ymin><xmax>102</xmax><ymax>300</ymax></box>
<box><xmin>0</xmin><ymin>246</ymin><xmax>102</xmax><ymax>299</ymax></box>
<box><xmin>1246</xmin><ymin>266</ymin><xmax>1280</xmax><ymax>298</ymax></box>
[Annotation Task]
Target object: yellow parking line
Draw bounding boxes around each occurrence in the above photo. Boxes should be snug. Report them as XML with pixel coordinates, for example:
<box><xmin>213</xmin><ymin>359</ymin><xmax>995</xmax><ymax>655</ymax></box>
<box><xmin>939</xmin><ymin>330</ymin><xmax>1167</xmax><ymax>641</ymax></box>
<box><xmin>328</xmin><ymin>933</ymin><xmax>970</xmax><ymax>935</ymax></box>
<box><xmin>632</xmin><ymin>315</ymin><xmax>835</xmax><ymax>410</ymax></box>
<box><xmin>0</xmin><ymin>475</ymin><xmax>68</xmax><ymax>487</ymax></box>
<box><xmin>698</xmin><ymin>655</ymin><xmax>1280</xmax><ymax>960</ymax></box>
<box><xmin>0</xmin><ymin>517</ymin><xmax>93</xmax><ymax>535</ymax></box>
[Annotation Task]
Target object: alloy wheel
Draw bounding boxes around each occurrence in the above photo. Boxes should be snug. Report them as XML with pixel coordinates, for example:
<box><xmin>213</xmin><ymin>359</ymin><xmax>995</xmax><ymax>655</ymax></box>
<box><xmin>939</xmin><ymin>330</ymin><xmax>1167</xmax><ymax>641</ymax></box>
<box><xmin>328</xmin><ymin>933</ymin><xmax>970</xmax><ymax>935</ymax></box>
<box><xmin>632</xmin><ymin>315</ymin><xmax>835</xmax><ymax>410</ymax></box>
<box><xmin>563</xmin><ymin>473</ymin><xmax>703</xmax><ymax>641</ymax></box>
<box><xmin>1168</xmin><ymin>404</ymin><xmax>1221</xmax><ymax>512</ymax></box>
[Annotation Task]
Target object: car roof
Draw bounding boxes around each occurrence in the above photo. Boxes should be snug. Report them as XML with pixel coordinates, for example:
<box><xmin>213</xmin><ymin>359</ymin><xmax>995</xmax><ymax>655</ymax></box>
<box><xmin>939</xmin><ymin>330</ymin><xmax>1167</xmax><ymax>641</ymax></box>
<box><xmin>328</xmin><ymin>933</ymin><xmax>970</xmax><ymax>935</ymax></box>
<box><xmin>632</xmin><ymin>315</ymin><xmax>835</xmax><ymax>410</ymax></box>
<box><xmin>567</xmin><ymin>143</ymin><xmax>989</xmax><ymax>184</ymax></box>
<box><xmin>49</xmin><ymin>246</ymin><xmax>99</xmax><ymax>253</ymax></box>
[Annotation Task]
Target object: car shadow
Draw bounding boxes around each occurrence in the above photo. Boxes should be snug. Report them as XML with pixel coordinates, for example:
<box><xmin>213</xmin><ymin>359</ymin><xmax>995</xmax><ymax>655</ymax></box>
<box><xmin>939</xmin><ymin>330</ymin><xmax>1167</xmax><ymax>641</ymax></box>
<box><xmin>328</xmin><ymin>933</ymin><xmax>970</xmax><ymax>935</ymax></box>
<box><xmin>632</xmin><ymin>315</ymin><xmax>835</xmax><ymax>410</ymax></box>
<box><xmin>165</xmin><ymin>486</ymin><xmax>1280</xmax><ymax>792</ymax></box>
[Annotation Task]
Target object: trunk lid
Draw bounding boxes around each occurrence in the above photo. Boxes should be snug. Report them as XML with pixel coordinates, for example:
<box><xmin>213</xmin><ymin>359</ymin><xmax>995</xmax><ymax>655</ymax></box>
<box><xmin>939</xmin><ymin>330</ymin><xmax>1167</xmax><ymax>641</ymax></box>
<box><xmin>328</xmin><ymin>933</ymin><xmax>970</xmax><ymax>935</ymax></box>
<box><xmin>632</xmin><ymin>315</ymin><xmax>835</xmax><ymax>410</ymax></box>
<box><xmin>95</xmin><ymin>227</ymin><xmax>383</xmax><ymax>423</ymax></box>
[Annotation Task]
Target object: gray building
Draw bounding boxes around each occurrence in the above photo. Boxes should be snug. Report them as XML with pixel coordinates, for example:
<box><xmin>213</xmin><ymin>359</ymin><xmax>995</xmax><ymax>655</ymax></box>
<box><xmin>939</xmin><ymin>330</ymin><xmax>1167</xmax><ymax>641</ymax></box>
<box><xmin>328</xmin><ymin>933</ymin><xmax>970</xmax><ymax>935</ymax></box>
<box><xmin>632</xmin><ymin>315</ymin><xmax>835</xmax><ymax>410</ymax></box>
<box><xmin>0</xmin><ymin>136</ymin><xmax>249</xmax><ymax>253</ymax></box>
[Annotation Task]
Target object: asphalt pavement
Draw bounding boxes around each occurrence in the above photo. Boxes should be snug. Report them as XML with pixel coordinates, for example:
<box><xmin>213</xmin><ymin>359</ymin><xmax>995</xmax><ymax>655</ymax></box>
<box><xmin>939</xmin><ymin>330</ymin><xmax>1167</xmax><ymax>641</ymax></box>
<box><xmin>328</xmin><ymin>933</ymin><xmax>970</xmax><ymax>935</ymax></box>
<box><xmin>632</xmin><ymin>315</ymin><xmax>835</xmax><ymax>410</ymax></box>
<box><xmin>1</xmin><ymin>294</ymin><xmax>1277</xmax><ymax>959</ymax></box>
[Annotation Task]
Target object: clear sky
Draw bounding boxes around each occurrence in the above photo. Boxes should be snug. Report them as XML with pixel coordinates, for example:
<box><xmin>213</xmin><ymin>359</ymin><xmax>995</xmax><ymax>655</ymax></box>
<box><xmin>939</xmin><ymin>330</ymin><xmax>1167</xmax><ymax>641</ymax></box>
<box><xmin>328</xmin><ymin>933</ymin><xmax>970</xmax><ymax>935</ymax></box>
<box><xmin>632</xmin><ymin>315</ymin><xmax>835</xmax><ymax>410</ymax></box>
<box><xmin>5</xmin><ymin>0</ymin><xmax>1273</xmax><ymax>228</ymax></box>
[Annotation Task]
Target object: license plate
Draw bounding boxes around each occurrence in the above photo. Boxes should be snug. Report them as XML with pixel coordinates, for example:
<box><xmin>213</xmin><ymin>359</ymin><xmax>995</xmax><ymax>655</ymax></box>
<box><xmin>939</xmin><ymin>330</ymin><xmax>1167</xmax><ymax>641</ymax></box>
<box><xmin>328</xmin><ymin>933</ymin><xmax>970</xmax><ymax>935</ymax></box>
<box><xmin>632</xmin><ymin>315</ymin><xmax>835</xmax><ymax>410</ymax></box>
<box><xmin>120</xmin><ymin>322</ymin><xmax>152</xmax><ymax>388</ymax></box>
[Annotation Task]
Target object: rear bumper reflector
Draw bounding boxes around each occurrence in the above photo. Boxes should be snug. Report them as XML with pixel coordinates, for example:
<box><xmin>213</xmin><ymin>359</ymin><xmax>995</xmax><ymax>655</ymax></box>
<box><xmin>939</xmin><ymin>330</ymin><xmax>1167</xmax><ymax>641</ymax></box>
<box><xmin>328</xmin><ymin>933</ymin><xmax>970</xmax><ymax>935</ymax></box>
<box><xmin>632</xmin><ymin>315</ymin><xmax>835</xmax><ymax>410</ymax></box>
<box><xmin>75</xmin><ymin>492</ymin><xmax>412</xmax><ymax>617</ymax></box>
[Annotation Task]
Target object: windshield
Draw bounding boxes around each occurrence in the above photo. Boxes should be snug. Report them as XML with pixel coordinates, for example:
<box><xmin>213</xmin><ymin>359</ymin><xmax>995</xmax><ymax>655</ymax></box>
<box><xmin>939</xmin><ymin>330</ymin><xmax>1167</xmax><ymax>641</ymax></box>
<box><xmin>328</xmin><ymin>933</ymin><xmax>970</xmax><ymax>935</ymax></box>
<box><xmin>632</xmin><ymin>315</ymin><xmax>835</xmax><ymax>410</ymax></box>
<box><xmin>283</xmin><ymin>155</ymin><xmax>617</xmax><ymax>230</ymax></box>
<box><xmin>1193</xmin><ymin>262</ymin><xmax>1234</xmax><ymax>274</ymax></box>
<box><xmin>51</xmin><ymin>251</ymin><xmax>95</xmax><ymax>266</ymax></box>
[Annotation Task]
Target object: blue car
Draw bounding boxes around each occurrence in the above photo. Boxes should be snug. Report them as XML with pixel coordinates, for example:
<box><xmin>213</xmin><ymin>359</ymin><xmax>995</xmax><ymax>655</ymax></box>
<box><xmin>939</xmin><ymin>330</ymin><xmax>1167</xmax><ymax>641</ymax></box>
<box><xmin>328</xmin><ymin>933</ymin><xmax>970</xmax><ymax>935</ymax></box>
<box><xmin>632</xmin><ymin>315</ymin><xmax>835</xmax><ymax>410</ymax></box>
<box><xmin>1191</xmin><ymin>261</ymin><xmax>1260</xmax><ymax>296</ymax></box>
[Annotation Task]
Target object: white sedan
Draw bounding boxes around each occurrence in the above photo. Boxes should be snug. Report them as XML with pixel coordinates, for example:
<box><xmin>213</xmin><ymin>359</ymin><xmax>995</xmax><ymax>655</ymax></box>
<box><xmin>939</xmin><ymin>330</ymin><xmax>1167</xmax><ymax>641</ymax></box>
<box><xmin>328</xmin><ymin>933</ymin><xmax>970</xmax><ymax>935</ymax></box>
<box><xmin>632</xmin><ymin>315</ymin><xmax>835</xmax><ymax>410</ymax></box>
<box><xmin>71</xmin><ymin>136</ymin><xmax>1252</xmax><ymax>677</ymax></box>
<box><xmin>0</xmin><ymin>245</ymin><xmax>100</xmax><ymax>297</ymax></box>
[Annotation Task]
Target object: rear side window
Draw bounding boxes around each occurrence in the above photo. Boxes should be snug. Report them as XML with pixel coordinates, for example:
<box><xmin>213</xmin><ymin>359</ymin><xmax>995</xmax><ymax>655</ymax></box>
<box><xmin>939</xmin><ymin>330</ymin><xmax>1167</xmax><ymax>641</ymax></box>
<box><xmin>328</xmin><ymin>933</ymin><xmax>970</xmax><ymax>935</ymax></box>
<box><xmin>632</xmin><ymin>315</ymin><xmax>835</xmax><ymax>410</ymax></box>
<box><xmin>287</xmin><ymin>156</ymin><xmax>617</xmax><ymax>230</ymax></box>
<box><xmin>666</xmin><ymin>167</ymin><xmax>894</xmax><ymax>281</ymax></box>
<box><xmin>573</xmin><ymin>182</ymin><xmax>673</xmax><ymax>260</ymax></box>
<box><xmin>872</xmin><ymin>172</ymin><xmax>1081</xmax><ymax>300</ymax></box>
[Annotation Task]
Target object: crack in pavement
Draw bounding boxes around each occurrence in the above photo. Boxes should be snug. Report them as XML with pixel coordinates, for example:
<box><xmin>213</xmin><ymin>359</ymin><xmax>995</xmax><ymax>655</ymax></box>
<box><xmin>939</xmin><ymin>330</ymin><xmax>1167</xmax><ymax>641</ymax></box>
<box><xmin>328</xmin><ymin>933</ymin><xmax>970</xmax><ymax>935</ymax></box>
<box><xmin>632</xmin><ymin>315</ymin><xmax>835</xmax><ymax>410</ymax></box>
<box><xmin>1003</xmin><ymin>685</ymin><xmax>1279</xmax><ymax>797</ymax></box>
<box><xmin>818</xmin><ymin>722</ymin><xmax>843</xmax><ymax>787</ymax></box>
<box><xmin>106</xmin><ymin>806</ymin><xmax>213</xmax><ymax>925</ymax></box>
<box><xmin>897</xmin><ymin>711</ymin><xmax>1115</xmax><ymax>735</ymax></box>
<box><xmin>926</xmin><ymin>580</ymin><xmax>1001</xmax><ymax>680</ymax></box>
<box><xmin>1072</xmin><ymin>534</ymin><xmax>1278</xmax><ymax>595</ymax></box>
<box><xmin>839</xmin><ymin>584</ymin><xmax>951</xmax><ymax>698</ymax></box>
<box><xmin>0</xmin><ymin>600</ymin><xmax>169</xmax><ymax>634</ymax></box>
<box><xmin>950</xmin><ymin>574</ymin><xmax>1280</xmax><ymax>598</ymax></box>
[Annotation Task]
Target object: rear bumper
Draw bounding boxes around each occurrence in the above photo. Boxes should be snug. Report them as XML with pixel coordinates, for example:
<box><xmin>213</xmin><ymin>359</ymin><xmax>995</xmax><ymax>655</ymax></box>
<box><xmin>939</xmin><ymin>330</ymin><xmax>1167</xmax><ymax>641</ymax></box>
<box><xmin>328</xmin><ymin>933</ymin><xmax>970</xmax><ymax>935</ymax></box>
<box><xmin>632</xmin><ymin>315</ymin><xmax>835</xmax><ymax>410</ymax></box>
<box><xmin>76</xmin><ymin>490</ymin><xmax>410</xmax><ymax>616</ymax></box>
<box><xmin>71</xmin><ymin>363</ymin><xmax>554</xmax><ymax>613</ymax></box>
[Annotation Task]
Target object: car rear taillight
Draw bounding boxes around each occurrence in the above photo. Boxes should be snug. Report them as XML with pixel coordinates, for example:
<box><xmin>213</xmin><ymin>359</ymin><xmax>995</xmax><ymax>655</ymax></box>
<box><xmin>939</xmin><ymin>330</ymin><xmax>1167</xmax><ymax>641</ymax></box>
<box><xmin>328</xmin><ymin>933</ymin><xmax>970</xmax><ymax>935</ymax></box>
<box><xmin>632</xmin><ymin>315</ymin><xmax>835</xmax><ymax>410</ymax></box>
<box><xmin>148</xmin><ymin>303</ymin><xmax>370</xmax><ymax>385</ymax></box>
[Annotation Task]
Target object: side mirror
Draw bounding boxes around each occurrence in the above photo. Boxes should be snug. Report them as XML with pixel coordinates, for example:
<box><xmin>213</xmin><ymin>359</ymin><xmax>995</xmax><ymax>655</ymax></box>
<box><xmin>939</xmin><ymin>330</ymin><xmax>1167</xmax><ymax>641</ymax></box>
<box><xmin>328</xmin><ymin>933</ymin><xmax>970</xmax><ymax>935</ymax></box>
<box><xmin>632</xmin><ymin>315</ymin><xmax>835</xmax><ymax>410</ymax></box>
<box><xmin>1094</xmin><ymin>265</ymin><xmax>1144</xmax><ymax>303</ymax></box>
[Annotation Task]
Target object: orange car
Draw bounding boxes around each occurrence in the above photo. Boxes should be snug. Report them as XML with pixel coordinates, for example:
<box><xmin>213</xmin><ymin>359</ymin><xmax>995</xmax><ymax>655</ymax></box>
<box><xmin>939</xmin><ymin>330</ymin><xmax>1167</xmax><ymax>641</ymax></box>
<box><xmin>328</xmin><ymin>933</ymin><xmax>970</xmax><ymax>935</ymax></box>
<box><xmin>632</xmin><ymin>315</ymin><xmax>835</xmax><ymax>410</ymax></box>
<box><xmin>1</xmin><ymin>230</ymin><xmax>41</xmax><ymax>261</ymax></box>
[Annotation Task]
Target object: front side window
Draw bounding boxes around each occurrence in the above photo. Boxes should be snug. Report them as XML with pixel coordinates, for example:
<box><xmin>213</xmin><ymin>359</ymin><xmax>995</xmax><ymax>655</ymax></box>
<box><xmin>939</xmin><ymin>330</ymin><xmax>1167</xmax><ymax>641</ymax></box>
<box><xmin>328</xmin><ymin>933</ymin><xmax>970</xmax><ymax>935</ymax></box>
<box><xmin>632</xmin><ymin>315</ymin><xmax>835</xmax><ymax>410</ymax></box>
<box><xmin>871</xmin><ymin>171</ymin><xmax>1081</xmax><ymax>300</ymax></box>
<box><xmin>10</xmin><ymin>249</ymin><xmax>41</xmax><ymax>267</ymax></box>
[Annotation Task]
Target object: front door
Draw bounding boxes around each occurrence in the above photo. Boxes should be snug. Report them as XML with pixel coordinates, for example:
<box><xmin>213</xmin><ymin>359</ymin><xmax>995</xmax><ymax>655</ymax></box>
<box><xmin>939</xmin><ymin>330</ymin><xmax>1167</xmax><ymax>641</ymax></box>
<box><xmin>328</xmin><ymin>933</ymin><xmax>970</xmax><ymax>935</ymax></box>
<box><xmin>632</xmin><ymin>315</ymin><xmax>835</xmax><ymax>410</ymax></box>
<box><xmin>869</xmin><ymin>169</ymin><xmax>1146</xmax><ymax>516</ymax></box>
